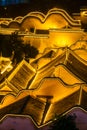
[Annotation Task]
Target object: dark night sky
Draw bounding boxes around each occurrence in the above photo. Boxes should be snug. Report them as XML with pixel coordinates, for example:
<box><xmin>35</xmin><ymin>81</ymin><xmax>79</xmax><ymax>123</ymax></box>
<box><xmin>0</xmin><ymin>0</ymin><xmax>87</xmax><ymax>18</ymax></box>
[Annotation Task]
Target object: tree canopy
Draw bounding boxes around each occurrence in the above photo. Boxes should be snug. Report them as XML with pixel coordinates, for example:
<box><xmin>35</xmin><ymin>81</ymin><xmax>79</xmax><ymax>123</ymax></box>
<box><xmin>0</xmin><ymin>33</ymin><xmax>39</xmax><ymax>64</ymax></box>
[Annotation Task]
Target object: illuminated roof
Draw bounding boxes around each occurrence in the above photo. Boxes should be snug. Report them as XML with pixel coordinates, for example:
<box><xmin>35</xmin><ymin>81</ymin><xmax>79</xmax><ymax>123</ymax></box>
<box><xmin>0</xmin><ymin>8</ymin><xmax>87</xmax><ymax>128</ymax></box>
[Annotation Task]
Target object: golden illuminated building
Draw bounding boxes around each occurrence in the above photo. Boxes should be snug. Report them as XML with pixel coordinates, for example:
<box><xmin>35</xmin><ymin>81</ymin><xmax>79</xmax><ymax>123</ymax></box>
<box><xmin>1</xmin><ymin>8</ymin><xmax>87</xmax><ymax>127</ymax></box>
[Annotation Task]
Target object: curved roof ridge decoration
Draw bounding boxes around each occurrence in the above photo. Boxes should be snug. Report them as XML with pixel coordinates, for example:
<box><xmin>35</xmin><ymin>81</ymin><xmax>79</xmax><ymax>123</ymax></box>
<box><xmin>31</xmin><ymin>77</ymin><xmax>82</xmax><ymax>91</ymax></box>
<box><xmin>26</xmin><ymin>11</ymin><xmax>45</xmax><ymax>19</ymax></box>
<box><xmin>0</xmin><ymin>79</ymin><xmax>87</xmax><ymax>127</ymax></box>
<box><xmin>35</xmin><ymin>77</ymin><xmax>82</xmax><ymax>91</ymax></box>
<box><xmin>53</xmin><ymin>63</ymin><xmax>85</xmax><ymax>85</ymax></box>
<box><xmin>20</xmin><ymin>11</ymin><xmax>46</xmax><ymax>25</ymax></box>
<box><xmin>0</xmin><ymin>106</ymin><xmax>87</xmax><ymax>128</ymax></box>
<box><xmin>29</xmin><ymin>77</ymin><xmax>81</xmax><ymax>125</ymax></box>
<box><xmin>4</xmin><ymin>8</ymin><xmax>81</xmax><ymax>29</ymax></box>
<box><xmin>0</xmin><ymin>89</ymin><xmax>33</xmax><ymax>107</ymax></box>
<box><xmin>63</xmin><ymin>106</ymin><xmax>87</xmax><ymax>116</ymax></box>
<box><xmin>48</xmin><ymin>8</ymin><xmax>81</xmax><ymax>24</ymax></box>
<box><xmin>64</xmin><ymin>48</ymin><xmax>87</xmax><ymax>83</ymax></box>
<box><xmin>8</xmin><ymin>20</ymin><xmax>20</xmax><ymax>28</ymax></box>
<box><xmin>14</xmin><ymin>16</ymin><xmax>23</xmax><ymax>22</ymax></box>
<box><xmin>39</xmin><ymin>8</ymin><xmax>81</xmax><ymax>26</ymax></box>
<box><xmin>21</xmin><ymin>15</ymin><xmax>44</xmax><ymax>24</ymax></box>
<box><xmin>8</xmin><ymin>11</ymin><xmax>46</xmax><ymax>27</ymax></box>
<box><xmin>44</xmin><ymin>11</ymin><xmax>80</xmax><ymax>27</ymax></box>
<box><xmin>66</xmin><ymin>48</ymin><xmax>87</xmax><ymax>65</ymax></box>
<box><xmin>29</xmin><ymin>51</ymin><xmax>66</xmax><ymax>89</ymax></box>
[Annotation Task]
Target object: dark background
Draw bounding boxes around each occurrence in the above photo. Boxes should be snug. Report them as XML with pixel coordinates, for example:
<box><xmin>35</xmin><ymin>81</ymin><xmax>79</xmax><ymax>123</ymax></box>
<box><xmin>0</xmin><ymin>0</ymin><xmax>87</xmax><ymax>18</ymax></box>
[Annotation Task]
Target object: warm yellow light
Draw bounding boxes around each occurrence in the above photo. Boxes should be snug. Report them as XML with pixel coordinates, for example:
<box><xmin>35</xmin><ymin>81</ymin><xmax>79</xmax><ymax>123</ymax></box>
<box><xmin>49</xmin><ymin>29</ymin><xmax>84</xmax><ymax>48</ymax></box>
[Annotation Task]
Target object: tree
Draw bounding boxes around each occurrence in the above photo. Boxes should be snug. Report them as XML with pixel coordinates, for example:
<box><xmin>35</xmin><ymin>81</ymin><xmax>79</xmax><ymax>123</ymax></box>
<box><xmin>24</xmin><ymin>43</ymin><xmax>39</xmax><ymax>58</ymax></box>
<box><xmin>0</xmin><ymin>32</ymin><xmax>39</xmax><ymax>64</ymax></box>
<box><xmin>10</xmin><ymin>33</ymin><xmax>38</xmax><ymax>63</ymax></box>
<box><xmin>49</xmin><ymin>114</ymin><xmax>79</xmax><ymax>130</ymax></box>
<box><xmin>0</xmin><ymin>34</ymin><xmax>12</xmax><ymax>57</ymax></box>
